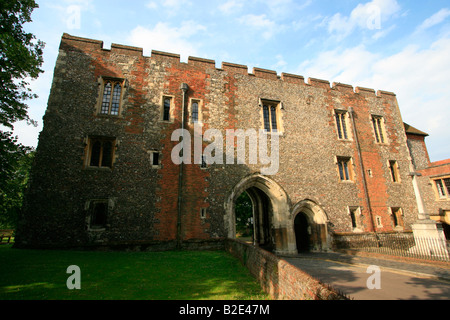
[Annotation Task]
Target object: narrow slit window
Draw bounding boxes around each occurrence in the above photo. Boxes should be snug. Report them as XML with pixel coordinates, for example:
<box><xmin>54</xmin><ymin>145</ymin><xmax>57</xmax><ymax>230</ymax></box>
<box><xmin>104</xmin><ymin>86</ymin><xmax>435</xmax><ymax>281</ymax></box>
<box><xmin>192</xmin><ymin>102</ymin><xmax>199</xmax><ymax>123</ymax></box>
<box><xmin>163</xmin><ymin>97</ymin><xmax>171</xmax><ymax>121</ymax></box>
<box><xmin>152</xmin><ymin>152</ymin><xmax>160</xmax><ymax>167</ymax></box>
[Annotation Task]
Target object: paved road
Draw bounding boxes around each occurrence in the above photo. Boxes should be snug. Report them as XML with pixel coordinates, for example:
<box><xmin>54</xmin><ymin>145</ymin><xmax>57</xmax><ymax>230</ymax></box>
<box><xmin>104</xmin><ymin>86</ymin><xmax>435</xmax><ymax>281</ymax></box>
<box><xmin>283</xmin><ymin>252</ymin><xmax>450</xmax><ymax>300</ymax></box>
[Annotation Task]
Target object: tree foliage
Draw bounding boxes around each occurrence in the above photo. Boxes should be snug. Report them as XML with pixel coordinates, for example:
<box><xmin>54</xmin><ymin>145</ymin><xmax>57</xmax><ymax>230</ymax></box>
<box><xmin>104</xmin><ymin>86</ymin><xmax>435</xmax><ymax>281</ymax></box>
<box><xmin>0</xmin><ymin>0</ymin><xmax>43</xmax><ymax>228</ymax></box>
<box><xmin>0</xmin><ymin>133</ymin><xmax>34</xmax><ymax>228</ymax></box>
<box><xmin>235</xmin><ymin>192</ymin><xmax>253</xmax><ymax>237</ymax></box>
<box><xmin>0</xmin><ymin>0</ymin><xmax>44</xmax><ymax>128</ymax></box>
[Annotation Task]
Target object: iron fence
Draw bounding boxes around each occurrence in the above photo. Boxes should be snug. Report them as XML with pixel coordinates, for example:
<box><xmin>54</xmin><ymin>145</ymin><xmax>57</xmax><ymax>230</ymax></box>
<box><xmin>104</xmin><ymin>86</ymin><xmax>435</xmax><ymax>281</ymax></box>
<box><xmin>333</xmin><ymin>233</ymin><xmax>450</xmax><ymax>262</ymax></box>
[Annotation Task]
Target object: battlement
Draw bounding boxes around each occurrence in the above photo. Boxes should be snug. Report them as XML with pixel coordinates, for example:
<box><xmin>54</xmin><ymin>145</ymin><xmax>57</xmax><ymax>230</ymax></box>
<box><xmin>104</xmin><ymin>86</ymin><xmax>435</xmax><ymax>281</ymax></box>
<box><xmin>61</xmin><ymin>33</ymin><xmax>396</xmax><ymax>98</ymax></box>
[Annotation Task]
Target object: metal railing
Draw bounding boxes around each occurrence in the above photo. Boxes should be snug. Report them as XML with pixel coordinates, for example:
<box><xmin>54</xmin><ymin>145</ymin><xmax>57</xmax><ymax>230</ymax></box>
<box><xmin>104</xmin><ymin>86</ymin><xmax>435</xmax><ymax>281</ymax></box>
<box><xmin>333</xmin><ymin>233</ymin><xmax>450</xmax><ymax>262</ymax></box>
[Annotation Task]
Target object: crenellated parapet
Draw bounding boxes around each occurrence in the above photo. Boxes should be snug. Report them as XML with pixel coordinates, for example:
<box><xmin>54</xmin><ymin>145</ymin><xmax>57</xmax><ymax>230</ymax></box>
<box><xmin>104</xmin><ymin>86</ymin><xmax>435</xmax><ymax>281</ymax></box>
<box><xmin>61</xmin><ymin>33</ymin><xmax>396</xmax><ymax>99</ymax></box>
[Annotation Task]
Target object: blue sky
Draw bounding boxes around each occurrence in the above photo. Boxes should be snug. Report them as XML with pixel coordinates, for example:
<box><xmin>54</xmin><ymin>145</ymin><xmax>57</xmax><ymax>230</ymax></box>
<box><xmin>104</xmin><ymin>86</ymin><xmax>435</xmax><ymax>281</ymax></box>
<box><xmin>16</xmin><ymin>0</ymin><xmax>450</xmax><ymax>161</ymax></box>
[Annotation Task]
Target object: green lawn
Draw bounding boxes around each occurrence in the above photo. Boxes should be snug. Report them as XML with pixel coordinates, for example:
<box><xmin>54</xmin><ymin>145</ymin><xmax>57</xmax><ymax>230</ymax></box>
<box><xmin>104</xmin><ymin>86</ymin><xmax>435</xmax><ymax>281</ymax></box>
<box><xmin>0</xmin><ymin>245</ymin><xmax>269</xmax><ymax>300</ymax></box>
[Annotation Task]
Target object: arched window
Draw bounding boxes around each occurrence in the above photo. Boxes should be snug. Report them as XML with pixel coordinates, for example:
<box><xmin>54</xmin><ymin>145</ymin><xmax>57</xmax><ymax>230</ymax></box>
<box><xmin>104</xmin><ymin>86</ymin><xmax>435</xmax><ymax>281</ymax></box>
<box><xmin>100</xmin><ymin>79</ymin><xmax>123</xmax><ymax>115</ymax></box>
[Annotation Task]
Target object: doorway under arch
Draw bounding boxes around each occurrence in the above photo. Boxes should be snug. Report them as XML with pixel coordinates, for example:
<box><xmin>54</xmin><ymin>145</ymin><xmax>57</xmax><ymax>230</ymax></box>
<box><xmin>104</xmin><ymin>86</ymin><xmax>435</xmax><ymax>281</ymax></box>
<box><xmin>292</xmin><ymin>200</ymin><xmax>329</xmax><ymax>253</ymax></box>
<box><xmin>294</xmin><ymin>212</ymin><xmax>310</xmax><ymax>252</ymax></box>
<box><xmin>225</xmin><ymin>174</ymin><xmax>296</xmax><ymax>255</ymax></box>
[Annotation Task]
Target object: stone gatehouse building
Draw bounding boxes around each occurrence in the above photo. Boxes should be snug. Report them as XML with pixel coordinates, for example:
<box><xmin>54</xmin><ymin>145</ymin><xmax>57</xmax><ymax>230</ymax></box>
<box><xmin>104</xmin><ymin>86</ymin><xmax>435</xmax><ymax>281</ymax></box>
<box><xmin>15</xmin><ymin>33</ymin><xmax>448</xmax><ymax>254</ymax></box>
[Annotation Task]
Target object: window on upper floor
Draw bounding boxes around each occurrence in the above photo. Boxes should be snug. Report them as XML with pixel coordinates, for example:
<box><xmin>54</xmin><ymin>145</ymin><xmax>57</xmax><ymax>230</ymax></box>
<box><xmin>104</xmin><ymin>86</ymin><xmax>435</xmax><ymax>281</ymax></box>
<box><xmin>86</xmin><ymin>137</ymin><xmax>116</xmax><ymax>169</ymax></box>
<box><xmin>335</xmin><ymin>110</ymin><xmax>349</xmax><ymax>140</ymax></box>
<box><xmin>163</xmin><ymin>97</ymin><xmax>172</xmax><ymax>121</ymax></box>
<box><xmin>336</xmin><ymin>156</ymin><xmax>354</xmax><ymax>182</ymax></box>
<box><xmin>434</xmin><ymin>177</ymin><xmax>450</xmax><ymax>199</ymax></box>
<box><xmin>99</xmin><ymin>78</ymin><xmax>124</xmax><ymax>116</ymax></box>
<box><xmin>388</xmin><ymin>160</ymin><xmax>400</xmax><ymax>183</ymax></box>
<box><xmin>261</xmin><ymin>99</ymin><xmax>282</xmax><ymax>133</ymax></box>
<box><xmin>372</xmin><ymin>115</ymin><xmax>386</xmax><ymax>144</ymax></box>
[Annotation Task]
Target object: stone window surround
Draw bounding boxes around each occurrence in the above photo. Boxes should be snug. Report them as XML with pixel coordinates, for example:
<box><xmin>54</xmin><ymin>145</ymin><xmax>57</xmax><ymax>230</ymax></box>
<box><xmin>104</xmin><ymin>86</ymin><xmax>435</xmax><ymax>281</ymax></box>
<box><xmin>371</xmin><ymin>114</ymin><xmax>389</xmax><ymax>145</ymax></box>
<box><xmin>388</xmin><ymin>160</ymin><xmax>401</xmax><ymax>183</ymax></box>
<box><xmin>84</xmin><ymin>136</ymin><xmax>117</xmax><ymax>170</ymax></box>
<box><xmin>187</xmin><ymin>98</ymin><xmax>203</xmax><ymax>125</ymax></box>
<box><xmin>333</xmin><ymin>109</ymin><xmax>352</xmax><ymax>141</ymax></box>
<box><xmin>96</xmin><ymin>76</ymin><xmax>126</xmax><ymax>116</ymax></box>
<box><xmin>432</xmin><ymin>176</ymin><xmax>450</xmax><ymax>200</ymax></box>
<box><xmin>335</xmin><ymin>156</ymin><xmax>355</xmax><ymax>182</ymax></box>
<box><xmin>259</xmin><ymin>98</ymin><xmax>284</xmax><ymax>135</ymax></box>
<box><xmin>160</xmin><ymin>94</ymin><xmax>175</xmax><ymax>123</ymax></box>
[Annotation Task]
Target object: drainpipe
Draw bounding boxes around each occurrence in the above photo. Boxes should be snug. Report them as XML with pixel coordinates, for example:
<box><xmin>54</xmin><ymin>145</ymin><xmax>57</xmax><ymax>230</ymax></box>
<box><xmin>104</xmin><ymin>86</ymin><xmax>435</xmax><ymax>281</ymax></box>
<box><xmin>177</xmin><ymin>83</ymin><xmax>189</xmax><ymax>249</ymax></box>
<box><xmin>348</xmin><ymin>107</ymin><xmax>377</xmax><ymax>233</ymax></box>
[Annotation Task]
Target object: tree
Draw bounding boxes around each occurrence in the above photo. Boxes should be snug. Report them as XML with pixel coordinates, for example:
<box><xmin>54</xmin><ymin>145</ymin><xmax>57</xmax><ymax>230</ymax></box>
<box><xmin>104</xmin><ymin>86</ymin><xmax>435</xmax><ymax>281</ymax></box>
<box><xmin>0</xmin><ymin>0</ymin><xmax>44</xmax><ymax>228</ymax></box>
<box><xmin>0</xmin><ymin>0</ymin><xmax>44</xmax><ymax>128</ymax></box>
<box><xmin>0</xmin><ymin>136</ymin><xmax>34</xmax><ymax>228</ymax></box>
<box><xmin>235</xmin><ymin>192</ymin><xmax>253</xmax><ymax>238</ymax></box>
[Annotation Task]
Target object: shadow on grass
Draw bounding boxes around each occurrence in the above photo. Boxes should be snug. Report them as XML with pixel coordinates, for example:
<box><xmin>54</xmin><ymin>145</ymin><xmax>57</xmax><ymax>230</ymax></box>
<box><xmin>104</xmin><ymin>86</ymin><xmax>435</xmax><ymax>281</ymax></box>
<box><xmin>0</xmin><ymin>245</ymin><xmax>269</xmax><ymax>300</ymax></box>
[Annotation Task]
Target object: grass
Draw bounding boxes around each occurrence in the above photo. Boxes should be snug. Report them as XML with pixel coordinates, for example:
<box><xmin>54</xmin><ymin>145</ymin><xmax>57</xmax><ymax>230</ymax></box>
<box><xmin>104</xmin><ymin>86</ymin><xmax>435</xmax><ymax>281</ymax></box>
<box><xmin>0</xmin><ymin>245</ymin><xmax>270</xmax><ymax>300</ymax></box>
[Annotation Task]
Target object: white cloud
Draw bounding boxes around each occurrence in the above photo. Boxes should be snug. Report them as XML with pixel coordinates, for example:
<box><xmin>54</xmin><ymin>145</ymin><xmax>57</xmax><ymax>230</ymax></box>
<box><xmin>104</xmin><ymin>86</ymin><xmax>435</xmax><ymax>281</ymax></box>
<box><xmin>238</xmin><ymin>14</ymin><xmax>278</xmax><ymax>39</ymax></box>
<box><xmin>327</xmin><ymin>0</ymin><xmax>401</xmax><ymax>38</ymax></box>
<box><xmin>415</xmin><ymin>8</ymin><xmax>450</xmax><ymax>33</ymax></box>
<box><xmin>128</xmin><ymin>21</ymin><xmax>206</xmax><ymax>60</ymax></box>
<box><xmin>298</xmin><ymin>36</ymin><xmax>450</xmax><ymax>161</ymax></box>
<box><xmin>219</xmin><ymin>0</ymin><xmax>243</xmax><ymax>15</ymax></box>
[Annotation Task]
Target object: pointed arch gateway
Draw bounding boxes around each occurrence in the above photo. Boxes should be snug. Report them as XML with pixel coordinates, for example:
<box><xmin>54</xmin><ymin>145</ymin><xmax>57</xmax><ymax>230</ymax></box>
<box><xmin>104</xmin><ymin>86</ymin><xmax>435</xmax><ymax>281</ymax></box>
<box><xmin>292</xmin><ymin>200</ymin><xmax>330</xmax><ymax>252</ymax></box>
<box><xmin>225</xmin><ymin>174</ymin><xmax>297</xmax><ymax>255</ymax></box>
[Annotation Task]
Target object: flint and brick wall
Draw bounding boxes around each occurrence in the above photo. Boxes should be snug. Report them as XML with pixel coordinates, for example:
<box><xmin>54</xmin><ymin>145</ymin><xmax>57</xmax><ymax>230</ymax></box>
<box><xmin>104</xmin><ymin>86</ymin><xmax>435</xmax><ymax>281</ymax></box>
<box><xmin>16</xmin><ymin>33</ymin><xmax>422</xmax><ymax>249</ymax></box>
<box><xmin>225</xmin><ymin>239</ymin><xmax>348</xmax><ymax>300</ymax></box>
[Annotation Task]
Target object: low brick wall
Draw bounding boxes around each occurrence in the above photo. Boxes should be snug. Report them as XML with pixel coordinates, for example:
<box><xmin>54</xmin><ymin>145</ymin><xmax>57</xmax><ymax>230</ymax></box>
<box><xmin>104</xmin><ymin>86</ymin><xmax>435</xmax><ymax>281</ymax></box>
<box><xmin>225</xmin><ymin>239</ymin><xmax>348</xmax><ymax>300</ymax></box>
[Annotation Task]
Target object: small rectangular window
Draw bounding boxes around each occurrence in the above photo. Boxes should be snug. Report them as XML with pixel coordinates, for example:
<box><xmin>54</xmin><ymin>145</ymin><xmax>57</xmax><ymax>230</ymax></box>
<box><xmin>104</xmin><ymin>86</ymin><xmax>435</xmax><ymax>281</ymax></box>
<box><xmin>152</xmin><ymin>152</ymin><xmax>160</xmax><ymax>166</ymax></box>
<box><xmin>89</xmin><ymin>200</ymin><xmax>108</xmax><ymax>230</ymax></box>
<box><xmin>150</xmin><ymin>151</ymin><xmax>161</xmax><ymax>168</ymax></box>
<box><xmin>163</xmin><ymin>97</ymin><xmax>171</xmax><ymax>121</ymax></box>
<box><xmin>192</xmin><ymin>101</ymin><xmax>199</xmax><ymax>123</ymax></box>
<box><xmin>200</xmin><ymin>208</ymin><xmax>207</xmax><ymax>219</ymax></box>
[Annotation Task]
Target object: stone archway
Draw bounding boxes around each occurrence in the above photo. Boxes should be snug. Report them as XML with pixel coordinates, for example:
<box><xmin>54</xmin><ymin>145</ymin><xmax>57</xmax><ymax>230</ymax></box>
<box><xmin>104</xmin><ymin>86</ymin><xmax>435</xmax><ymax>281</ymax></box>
<box><xmin>292</xmin><ymin>200</ymin><xmax>329</xmax><ymax>253</ymax></box>
<box><xmin>225</xmin><ymin>174</ymin><xmax>296</xmax><ymax>255</ymax></box>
